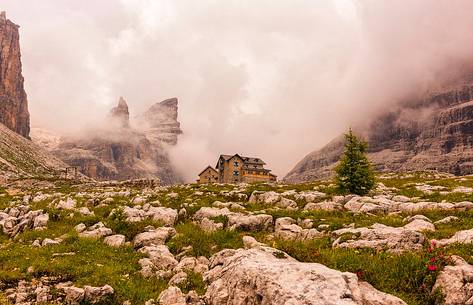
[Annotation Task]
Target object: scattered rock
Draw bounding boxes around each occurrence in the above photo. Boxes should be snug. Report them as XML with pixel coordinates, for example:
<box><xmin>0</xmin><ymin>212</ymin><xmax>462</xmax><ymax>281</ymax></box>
<box><xmin>79</xmin><ymin>222</ymin><xmax>113</xmax><ymax>239</ymax></box>
<box><xmin>104</xmin><ymin>234</ymin><xmax>126</xmax><ymax>247</ymax></box>
<box><xmin>64</xmin><ymin>286</ymin><xmax>85</xmax><ymax>304</ymax></box>
<box><xmin>435</xmin><ymin>216</ymin><xmax>459</xmax><ymax>225</ymax></box>
<box><xmin>158</xmin><ymin>286</ymin><xmax>186</xmax><ymax>305</ymax></box>
<box><xmin>133</xmin><ymin>227</ymin><xmax>176</xmax><ymax>248</ymax></box>
<box><xmin>56</xmin><ymin>198</ymin><xmax>77</xmax><ymax>210</ymax></box>
<box><xmin>432</xmin><ymin>228</ymin><xmax>473</xmax><ymax>247</ymax></box>
<box><xmin>403</xmin><ymin>219</ymin><xmax>436</xmax><ymax>232</ymax></box>
<box><xmin>332</xmin><ymin>223</ymin><xmax>425</xmax><ymax>253</ymax></box>
<box><xmin>275</xmin><ymin>217</ymin><xmax>322</xmax><ymax>240</ymax></box>
<box><xmin>138</xmin><ymin>245</ymin><xmax>178</xmax><ymax>278</ymax></box>
<box><xmin>433</xmin><ymin>255</ymin><xmax>473</xmax><ymax>305</ymax></box>
<box><xmin>304</xmin><ymin>201</ymin><xmax>343</xmax><ymax>211</ymax></box>
<box><xmin>84</xmin><ymin>285</ymin><xmax>114</xmax><ymax>304</ymax></box>
<box><xmin>227</xmin><ymin>213</ymin><xmax>273</xmax><ymax>231</ymax></box>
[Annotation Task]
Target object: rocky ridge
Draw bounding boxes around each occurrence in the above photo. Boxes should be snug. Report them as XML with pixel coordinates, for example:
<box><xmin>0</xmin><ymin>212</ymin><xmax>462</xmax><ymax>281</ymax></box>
<box><xmin>285</xmin><ymin>76</ymin><xmax>473</xmax><ymax>182</ymax></box>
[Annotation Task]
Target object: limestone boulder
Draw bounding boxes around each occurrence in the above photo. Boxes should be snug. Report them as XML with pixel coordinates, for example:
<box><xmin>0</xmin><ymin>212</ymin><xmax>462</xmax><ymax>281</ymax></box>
<box><xmin>56</xmin><ymin>198</ymin><xmax>76</xmax><ymax>210</ymax></box>
<box><xmin>227</xmin><ymin>213</ymin><xmax>273</xmax><ymax>231</ymax></box>
<box><xmin>158</xmin><ymin>286</ymin><xmax>186</xmax><ymax>305</ymax></box>
<box><xmin>433</xmin><ymin>256</ymin><xmax>473</xmax><ymax>305</ymax></box>
<box><xmin>138</xmin><ymin>245</ymin><xmax>178</xmax><ymax>278</ymax></box>
<box><xmin>403</xmin><ymin>219</ymin><xmax>435</xmax><ymax>232</ymax></box>
<box><xmin>204</xmin><ymin>247</ymin><xmax>406</xmax><ymax>305</ymax></box>
<box><xmin>304</xmin><ymin>201</ymin><xmax>343</xmax><ymax>211</ymax></box>
<box><xmin>275</xmin><ymin>217</ymin><xmax>322</xmax><ymax>241</ymax></box>
<box><xmin>432</xmin><ymin>228</ymin><xmax>473</xmax><ymax>247</ymax></box>
<box><xmin>104</xmin><ymin>234</ymin><xmax>126</xmax><ymax>247</ymax></box>
<box><xmin>79</xmin><ymin>222</ymin><xmax>113</xmax><ymax>239</ymax></box>
<box><xmin>133</xmin><ymin>227</ymin><xmax>176</xmax><ymax>248</ymax></box>
<box><xmin>332</xmin><ymin>223</ymin><xmax>425</xmax><ymax>253</ymax></box>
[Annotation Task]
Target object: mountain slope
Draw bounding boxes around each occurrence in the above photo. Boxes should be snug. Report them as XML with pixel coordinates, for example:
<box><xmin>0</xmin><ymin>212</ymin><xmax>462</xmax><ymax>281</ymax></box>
<box><xmin>0</xmin><ymin>122</ymin><xmax>68</xmax><ymax>179</ymax></box>
<box><xmin>285</xmin><ymin>78</ymin><xmax>473</xmax><ymax>183</ymax></box>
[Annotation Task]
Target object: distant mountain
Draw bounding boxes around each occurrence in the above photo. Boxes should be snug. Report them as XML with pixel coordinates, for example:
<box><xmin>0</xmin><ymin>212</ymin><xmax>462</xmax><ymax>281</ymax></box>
<box><xmin>32</xmin><ymin>97</ymin><xmax>184</xmax><ymax>185</ymax></box>
<box><xmin>285</xmin><ymin>75</ymin><xmax>473</xmax><ymax>183</ymax></box>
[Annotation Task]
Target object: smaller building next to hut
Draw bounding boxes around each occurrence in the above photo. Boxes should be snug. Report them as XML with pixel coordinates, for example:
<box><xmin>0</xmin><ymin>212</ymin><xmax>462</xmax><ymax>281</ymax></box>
<box><xmin>197</xmin><ymin>166</ymin><xmax>219</xmax><ymax>184</ymax></box>
<box><xmin>197</xmin><ymin>154</ymin><xmax>277</xmax><ymax>184</ymax></box>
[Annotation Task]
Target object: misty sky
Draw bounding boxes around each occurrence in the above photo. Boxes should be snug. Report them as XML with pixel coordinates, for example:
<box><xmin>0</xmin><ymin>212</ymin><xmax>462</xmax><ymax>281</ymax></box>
<box><xmin>3</xmin><ymin>1</ymin><xmax>473</xmax><ymax>181</ymax></box>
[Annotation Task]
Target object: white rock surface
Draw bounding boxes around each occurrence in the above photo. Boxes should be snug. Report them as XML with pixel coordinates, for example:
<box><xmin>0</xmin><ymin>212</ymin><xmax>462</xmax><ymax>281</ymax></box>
<box><xmin>435</xmin><ymin>216</ymin><xmax>459</xmax><ymax>225</ymax></box>
<box><xmin>204</xmin><ymin>247</ymin><xmax>406</xmax><ymax>305</ymax></box>
<box><xmin>103</xmin><ymin>234</ymin><xmax>126</xmax><ymax>247</ymax></box>
<box><xmin>138</xmin><ymin>245</ymin><xmax>178</xmax><ymax>278</ymax></box>
<box><xmin>403</xmin><ymin>219</ymin><xmax>436</xmax><ymax>232</ymax></box>
<box><xmin>332</xmin><ymin>223</ymin><xmax>425</xmax><ymax>253</ymax></box>
<box><xmin>133</xmin><ymin>227</ymin><xmax>176</xmax><ymax>248</ymax></box>
<box><xmin>227</xmin><ymin>213</ymin><xmax>273</xmax><ymax>231</ymax></box>
<box><xmin>432</xmin><ymin>228</ymin><xmax>473</xmax><ymax>247</ymax></box>
<box><xmin>56</xmin><ymin>198</ymin><xmax>76</xmax><ymax>210</ymax></box>
<box><xmin>158</xmin><ymin>286</ymin><xmax>186</xmax><ymax>305</ymax></box>
<box><xmin>275</xmin><ymin>217</ymin><xmax>322</xmax><ymax>240</ymax></box>
<box><xmin>78</xmin><ymin>222</ymin><xmax>113</xmax><ymax>239</ymax></box>
<box><xmin>433</xmin><ymin>255</ymin><xmax>473</xmax><ymax>305</ymax></box>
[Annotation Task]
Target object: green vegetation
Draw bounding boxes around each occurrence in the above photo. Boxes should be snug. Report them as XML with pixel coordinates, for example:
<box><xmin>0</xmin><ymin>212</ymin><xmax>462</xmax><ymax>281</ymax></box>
<box><xmin>0</xmin><ymin>235</ymin><xmax>166</xmax><ymax>304</ymax></box>
<box><xmin>167</xmin><ymin>222</ymin><xmax>243</xmax><ymax>257</ymax></box>
<box><xmin>2</xmin><ymin>171</ymin><xmax>473</xmax><ymax>304</ymax></box>
<box><xmin>335</xmin><ymin>129</ymin><xmax>375</xmax><ymax>195</ymax></box>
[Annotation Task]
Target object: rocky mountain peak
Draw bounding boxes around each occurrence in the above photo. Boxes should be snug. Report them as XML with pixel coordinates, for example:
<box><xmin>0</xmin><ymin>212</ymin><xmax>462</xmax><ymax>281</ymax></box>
<box><xmin>109</xmin><ymin>96</ymin><xmax>129</xmax><ymax>128</ymax></box>
<box><xmin>141</xmin><ymin>97</ymin><xmax>182</xmax><ymax>146</ymax></box>
<box><xmin>0</xmin><ymin>12</ymin><xmax>30</xmax><ymax>138</ymax></box>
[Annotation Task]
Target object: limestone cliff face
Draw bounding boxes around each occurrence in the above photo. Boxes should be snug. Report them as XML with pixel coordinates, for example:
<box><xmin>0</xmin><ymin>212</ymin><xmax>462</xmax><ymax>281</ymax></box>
<box><xmin>285</xmin><ymin>77</ymin><xmax>473</xmax><ymax>183</ymax></box>
<box><xmin>44</xmin><ymin>97</ymin><xmax>183</xmax><ymax>184</ymax></box>
<box><xmin>0</xmin><ymin>12</ymin><xmax>30</xmax><ymax>138</ymax></box>
<box><xmin>140</xmin><ymin>98</ymin><xmax>183</xmax><ymax>146</ymax></box>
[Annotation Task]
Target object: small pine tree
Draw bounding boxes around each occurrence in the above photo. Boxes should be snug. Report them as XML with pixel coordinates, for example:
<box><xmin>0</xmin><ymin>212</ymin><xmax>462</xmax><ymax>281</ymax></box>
<box><xmin>335</xmin><ymin>128</ymin><xmax>375</xmax><ymax>195</ymax></box>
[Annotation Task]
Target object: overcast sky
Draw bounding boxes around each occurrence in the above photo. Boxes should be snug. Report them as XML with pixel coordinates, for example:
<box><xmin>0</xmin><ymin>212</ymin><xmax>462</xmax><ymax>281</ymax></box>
<box><xmin>3</xmin><ymin>0</ymin><xmax>473</xmax><ymax>181</ymax></box>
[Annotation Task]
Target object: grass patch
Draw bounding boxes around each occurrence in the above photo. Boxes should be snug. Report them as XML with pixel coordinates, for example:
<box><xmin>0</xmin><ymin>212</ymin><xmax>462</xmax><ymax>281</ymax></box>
<box><xmin>0</xmin><ymin>235</ymin><xmax>166</xmax><ymax>303</ymax></box>
<box><xmin>167</xmin><ymin>222</ymin><xmax>243</xmax><ymax>257</ymax></box>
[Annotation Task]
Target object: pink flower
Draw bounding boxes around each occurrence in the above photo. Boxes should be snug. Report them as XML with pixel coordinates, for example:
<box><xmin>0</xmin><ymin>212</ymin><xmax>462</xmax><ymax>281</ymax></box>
<box><xmin>428</xmin><ymin>265</ymin><xmax>437</xmax><ymax>271</ymax></box>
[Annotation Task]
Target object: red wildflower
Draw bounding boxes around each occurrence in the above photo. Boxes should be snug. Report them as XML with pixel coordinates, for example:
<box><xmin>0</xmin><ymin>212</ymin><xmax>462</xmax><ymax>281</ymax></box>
<box><xmin>427</xmin><ymin>265</ymin><xmax>437</xmax><ymax>271</ymax></box>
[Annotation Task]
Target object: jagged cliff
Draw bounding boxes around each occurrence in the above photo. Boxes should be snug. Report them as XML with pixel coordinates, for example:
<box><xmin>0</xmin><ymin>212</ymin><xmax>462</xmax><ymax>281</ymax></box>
<box><xmin>35</xmin><ymin>97</ymin><xmax>183</xmax><ymax>184</ymax></box>
<box><xmin>0</xmin><ymin>12</ymin><xmax>29</xmax><ymax>138</ymax></box>
<box><xmin>110</xmin><ymin>96</ymin><xmax>130</xmax><ymax>128</ymax></box>
<box><xmin>139</xmin><ymin>98</ymin><xmax>182</xmax><ymax>146</ymax></box>
<box><xmin>285</xmin><ymin>77</ymin><xmax>473</xmax><ymax>183</ymax></box>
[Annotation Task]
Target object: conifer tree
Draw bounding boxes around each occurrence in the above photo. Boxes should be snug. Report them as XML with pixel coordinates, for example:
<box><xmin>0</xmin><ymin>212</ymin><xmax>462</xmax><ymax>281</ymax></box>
<box><xmin>335</xmin><ymin>128</ymin><xmax>375</xmax><ymax>195</ymax></box>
